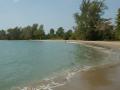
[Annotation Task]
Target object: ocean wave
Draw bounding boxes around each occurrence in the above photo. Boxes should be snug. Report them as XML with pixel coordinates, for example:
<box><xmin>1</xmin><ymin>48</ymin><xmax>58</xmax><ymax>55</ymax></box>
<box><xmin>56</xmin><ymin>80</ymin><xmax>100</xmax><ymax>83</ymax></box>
<box><xmin>11</xmin><ymin>47</ymin><xmax>120</xmax><ymax>90</ymax></box>
<box><xmin>11</xmin><ymin>61</ymin><xmax>120</xmax><ymax>90</ymax></box>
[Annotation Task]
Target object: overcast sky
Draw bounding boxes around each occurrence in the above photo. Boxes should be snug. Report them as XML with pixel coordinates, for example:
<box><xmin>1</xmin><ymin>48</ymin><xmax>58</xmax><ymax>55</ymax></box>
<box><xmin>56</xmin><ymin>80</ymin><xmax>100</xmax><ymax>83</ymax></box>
<box><xmin>0</xmin><ymin>0</ymin><xmax>120</xmax><ymax>32</ymax></box>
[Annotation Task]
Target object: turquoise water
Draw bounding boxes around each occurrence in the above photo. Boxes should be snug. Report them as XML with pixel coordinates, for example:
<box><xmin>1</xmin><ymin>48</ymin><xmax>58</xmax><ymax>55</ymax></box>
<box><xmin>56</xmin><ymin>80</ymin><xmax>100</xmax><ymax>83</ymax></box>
<box><xmin>0</xmin><ymin>40</ymin><xmax>107</xmax><ymax>90</ymax></box>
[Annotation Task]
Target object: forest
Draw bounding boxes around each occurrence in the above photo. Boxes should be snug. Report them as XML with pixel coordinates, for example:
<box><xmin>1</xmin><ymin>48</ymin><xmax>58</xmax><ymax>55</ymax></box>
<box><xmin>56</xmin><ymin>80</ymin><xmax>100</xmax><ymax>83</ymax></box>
<box><xmin>0</xmin><ymin>0</ymin><xmax>120</xmax><ymax>40</ymax></box>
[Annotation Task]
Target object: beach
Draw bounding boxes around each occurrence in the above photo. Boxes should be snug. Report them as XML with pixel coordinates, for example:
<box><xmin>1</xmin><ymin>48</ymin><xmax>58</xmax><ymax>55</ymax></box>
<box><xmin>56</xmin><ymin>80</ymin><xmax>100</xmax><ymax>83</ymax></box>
<box><xmin>55</xmin><ymin>64</ymin><xmax>120</xmax><ymax>90</ymax></box>
<box><xmin>67</xmin><ymin>40</ymin><xmax>120</xmax><ymax>49</ymax></box>
<box><xmin>54</xmin><ymin>41</ymin><xmax>120</xmax><ymax>90</ymax></box>
<box><xmin>0</xmin><ymin>40</ymin><xmax>120</xmax><ymax>90</ymax></box>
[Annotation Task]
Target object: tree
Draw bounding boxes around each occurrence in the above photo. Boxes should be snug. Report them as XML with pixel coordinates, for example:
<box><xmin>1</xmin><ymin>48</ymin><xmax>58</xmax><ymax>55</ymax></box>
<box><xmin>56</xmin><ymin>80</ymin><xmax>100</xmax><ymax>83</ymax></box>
<box><xmin>64</xmin><ymin>30</ymin><xmax>73</xmax><ymax>40</ymax></box>
<box><xmin>7</xmin><ymin>27</ymin><xmax>21</xmax><ymax>40</ymax></box>
<box><xmin>32</xmin><ymin>24</ymin><xmax>39</xmax><ymax>39</ymax></box>
<box><xmin>74</xmin><ymin>0</ymin><xmax>107</xmax><ymax>40</ymax></box>
<box><xmin>38</xmin><ymin>25</ymin><xmax>45</xmax><ymax>39</ymax></box>
<box><xmin>0</xmin><ymin>30</ymin><xmax>6</xmax><ymax>40</ymax></box>
<box><xmin>115</xmin><ymin>8</ymin><xmax>120</xmax><ymax>40</ymax></box>
<box><xmin>49</xmin><ymin>28</ymin><xmax>55</xmax><ymax>39</ymax></box>
<box><xmin>56</xmin><ymin>27</ymin><xmax>65</xmax><ymax>39</ymax></box>
<box><xmin>33</xmin><ymin>29</ymin><xmax>41</xmax><ymax>39</ymax></box>
<box><xmin>96</xmin><ymin>20</ymin><xmax>114</xmax><ymax>40</ymax></box>
<box><xmin>20</xmin><ymin>26</ymin><xmax>32</xmax><ymax>40</ymax></box>
<box><xmin>20</xmin><ymin>24</ymin><xmax>45</xmax><ymax>40</ymax></box>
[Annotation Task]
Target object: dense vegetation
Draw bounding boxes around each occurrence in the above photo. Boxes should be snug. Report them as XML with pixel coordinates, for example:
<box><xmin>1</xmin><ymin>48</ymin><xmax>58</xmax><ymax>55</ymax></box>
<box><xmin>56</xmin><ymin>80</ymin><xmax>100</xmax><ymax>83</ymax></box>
<box><xmin>115</xmin><ymin>8</ymin><xmax>120</xmax><ymax>40</ymax></box>
<box><xmin>0</xmin><ymin>0</ymin><xmax>120</xmax><ymax>40</ymax></box>
<box><xmin>0</xmin><ymin>24</ymin><xmax>75</xmax><ymax>40</ymax></box>
<box><xmin>74</xmin><ymin>0</ymin><xmax>114</xmax><ymax>40</ymax></box>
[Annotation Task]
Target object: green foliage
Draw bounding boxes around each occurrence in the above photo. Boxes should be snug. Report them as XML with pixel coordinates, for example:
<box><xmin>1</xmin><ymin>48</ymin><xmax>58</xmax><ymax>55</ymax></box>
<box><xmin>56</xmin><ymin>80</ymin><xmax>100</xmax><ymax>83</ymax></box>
<box><xmin>0</xmin><ymin>24</ymin><xmax>75</xmax><ymax>40</ymax></box>
<box><xmin>20</xmin><ymin>26</ymin><xmax>32</xmax><ymax>40</ymax></box>
<box><xmin>49</xmin><ymin>28</ymin><xmax>55</xmax><ymax>39</ymax></box>
<box><xmin>74</xmin><ymin>0</ymin><xmax>113</xmax><ymax>40</ymax></box>
<box><xmin>38</xmin><ymin>25</ymin><xmax>45</xmax><ymax>39</ymax></box>
<box><xmin>56</xmin><ymin>27</ymin><xmax>65</xmax><ymax>39</ymax></box>
<box><xmin>7</xmin><ymin>27</ymin><xmax>21</xmax><ymax>40</ymax></box>
<box><xmin>0</xmin><ymin>24</ymin><xmax>46</xmax><ymax>40</ymax></box>
<box><xmin>115</xmin><ymin>8</ymin><xmax>120</xmax><ymax>40</ymax></box>
<box><xmin>0</xmin><ymin>30</ymin><xmax>6</xmax><ymax>40</ymax></box>
<box><xmin>64</xmin><ymin>30</ymin><xmax>73</xmax><ymax>40</ymax></box>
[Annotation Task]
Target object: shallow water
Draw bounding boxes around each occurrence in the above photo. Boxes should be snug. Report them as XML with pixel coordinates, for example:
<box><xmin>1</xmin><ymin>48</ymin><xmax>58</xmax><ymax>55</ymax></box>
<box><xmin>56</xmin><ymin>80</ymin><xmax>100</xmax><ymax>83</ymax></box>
<box><xmin>0</xmin><ymin>40</ymin><xmax>113</xmax><ymax>90</ymax></box>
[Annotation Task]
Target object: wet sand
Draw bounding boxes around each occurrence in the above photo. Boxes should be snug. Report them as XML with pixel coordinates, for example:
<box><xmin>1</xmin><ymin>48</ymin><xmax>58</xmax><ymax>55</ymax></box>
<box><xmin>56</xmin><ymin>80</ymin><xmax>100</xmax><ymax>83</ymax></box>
<box><xmin>55</xmin><ymin>64</ymin><xmax>120</xmax><ymax>90</ymax></box>
<box><xmin>54</xmin><ymin>41</ymin><xmax>120</xmax><ymax>90</ymax></box>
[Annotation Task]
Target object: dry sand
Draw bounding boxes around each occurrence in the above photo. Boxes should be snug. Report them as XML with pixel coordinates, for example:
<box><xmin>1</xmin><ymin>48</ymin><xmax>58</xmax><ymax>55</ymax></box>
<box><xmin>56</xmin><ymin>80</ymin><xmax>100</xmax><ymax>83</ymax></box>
<box><xmin>67</xmin><ymin>40</ymin><xmax>120</xmax><ymax>49</ymax></box>
<box><xmin>54</xmin><ymin>41</ymin><xmax>120</xmax><ymax>90</ymax></box>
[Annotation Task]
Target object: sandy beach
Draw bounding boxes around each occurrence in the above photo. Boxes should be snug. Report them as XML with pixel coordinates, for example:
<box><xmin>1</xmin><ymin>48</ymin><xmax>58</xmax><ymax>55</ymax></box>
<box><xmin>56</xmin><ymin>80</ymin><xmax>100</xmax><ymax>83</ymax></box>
<box><xmin>54</xmin><ymin>41</ymin><xmax>120</xmax><ymax>90</ymax></box>
<box><xmin>67</xmin><ymin>40</ymin><xmax>120</xmax><ymax>49</ymax></box>
<box><xmin>13</xmin><ymin>40</ymin><xmax>120</xmax><ymax>90</ymax></box>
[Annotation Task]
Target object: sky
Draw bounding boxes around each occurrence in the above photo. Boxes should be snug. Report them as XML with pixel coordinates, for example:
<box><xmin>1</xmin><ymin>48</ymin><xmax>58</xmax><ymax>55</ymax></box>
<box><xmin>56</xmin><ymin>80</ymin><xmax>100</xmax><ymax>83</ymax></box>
<box><xmin>0</xmin><ymin>0</ymin><xmax>120</xmax><ymax>33</ymax></box>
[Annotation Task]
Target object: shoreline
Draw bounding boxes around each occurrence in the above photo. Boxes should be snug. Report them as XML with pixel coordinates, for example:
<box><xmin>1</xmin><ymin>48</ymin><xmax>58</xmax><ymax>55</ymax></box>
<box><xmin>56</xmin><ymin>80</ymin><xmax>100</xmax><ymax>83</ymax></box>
<box><xmin>24</xmin><ymin>40</ymin><xmax>120</xmax><ymax>49</ymax></box>
<box><xmin>12</xmin><ymin>40</ymin><xmax>120</xmax><ymax>90</ymax></box>
<box><xmin>67</xmin><ymin>40</ymin><xmax>120</xmax><ymax>49</ymax></box>
<box><xmin>1</xmin><ymin>39</ymin><xmax>120</xmax><ymax>49</ymax></box>
<box><xmin>54</xmin><ymin>40</ymin><xmax>120</xmax><ymax>90</ymax></box>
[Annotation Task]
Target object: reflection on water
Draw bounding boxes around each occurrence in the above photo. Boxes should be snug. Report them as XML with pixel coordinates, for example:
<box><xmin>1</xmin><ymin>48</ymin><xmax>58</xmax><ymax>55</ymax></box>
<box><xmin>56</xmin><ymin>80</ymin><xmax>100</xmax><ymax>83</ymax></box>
<box><xmin>74</xmin><ymin>45</ymin><xmax>107</xmax><ymax>66</ymax></box>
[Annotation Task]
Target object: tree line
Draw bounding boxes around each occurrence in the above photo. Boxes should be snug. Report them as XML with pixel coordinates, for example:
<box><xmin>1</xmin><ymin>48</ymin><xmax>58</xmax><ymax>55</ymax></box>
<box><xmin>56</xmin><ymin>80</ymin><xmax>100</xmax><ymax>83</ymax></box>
<box><xmin>0</xmin><ymin>0</ymin><xmax>120</xmax><ymax>41</ymax></box>
<box><xmin>0</xmin><ymin>24</ymin><xmax>75</xmax><ymax>40</ymax></box>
